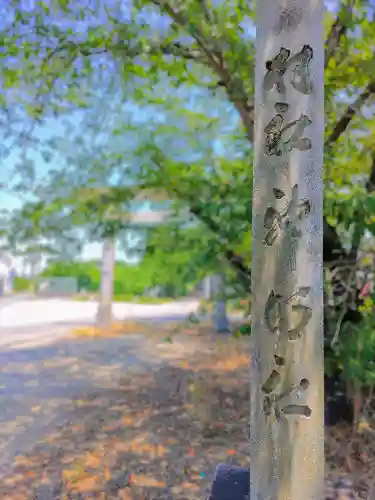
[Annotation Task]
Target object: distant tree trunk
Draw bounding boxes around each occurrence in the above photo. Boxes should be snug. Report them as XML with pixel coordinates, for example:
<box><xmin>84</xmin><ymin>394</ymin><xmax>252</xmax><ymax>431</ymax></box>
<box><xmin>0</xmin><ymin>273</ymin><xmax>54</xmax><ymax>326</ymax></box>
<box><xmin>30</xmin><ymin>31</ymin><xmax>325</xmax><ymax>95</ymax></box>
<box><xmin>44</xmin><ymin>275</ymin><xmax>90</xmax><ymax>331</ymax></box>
<box><xmin>203</xmin><ymin>275</ymin><xmax>212</xmax><ymax>301</ymax></box>
<box><xmin>212</xmin><ymin>273</ymin><xmax>230</xmax><ymax>333</ymax></box>
<box><xmin>29</xmin><ymin>254</ymin><xmax>40</xmax><ymax>295</ymax></box>
<box><xmin>96</xmin><ymin>236</ymin><xmax>115</xmax><ymax>329</ymax></box>
<box><xmin>250</xmin><ymin>1</ymin><xmax>324</xmax><ymax>499</ymax></box>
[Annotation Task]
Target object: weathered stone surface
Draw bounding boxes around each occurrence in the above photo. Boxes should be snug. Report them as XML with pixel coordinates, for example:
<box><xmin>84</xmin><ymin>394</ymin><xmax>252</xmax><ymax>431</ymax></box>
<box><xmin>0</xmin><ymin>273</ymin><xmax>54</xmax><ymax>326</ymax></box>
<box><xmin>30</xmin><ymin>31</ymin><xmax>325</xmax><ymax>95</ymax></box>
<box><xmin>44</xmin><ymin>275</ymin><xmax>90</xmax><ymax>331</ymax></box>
<box><xmin>207</xmin><ymin>464</ymin><xmax>250</xmax><ymax>500</ymax></box>
<box><xmin>250</xmin><ymin>0</ymin><xmax>324</xmax><ymax>498</ymax></box>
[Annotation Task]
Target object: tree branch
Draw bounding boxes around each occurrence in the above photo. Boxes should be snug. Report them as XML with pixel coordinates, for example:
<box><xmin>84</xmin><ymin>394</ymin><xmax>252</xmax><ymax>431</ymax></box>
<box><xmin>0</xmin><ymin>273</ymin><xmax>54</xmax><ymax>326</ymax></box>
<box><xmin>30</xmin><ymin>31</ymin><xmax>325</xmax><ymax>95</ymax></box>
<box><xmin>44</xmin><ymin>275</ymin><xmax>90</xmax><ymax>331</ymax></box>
<box><xmin>366</xmin><ymin>152</ymin><xmax>375</xmax><ymax>193</ymax></box>
<box><xmin>161</xmin><ymin>41</ymin><xmax>203</xmax><ymax>60</ymax></box>
<box><xmin>189</xmin><ymin>203</ymin><xmax>251</xmax><ymax>288</ymax></box>
<box><xmin>45</xmin><ymin>0</ymin><xmax>357</xmax><ymax>147</ymax></box>
<box><xmin>324</xmin><ymin>1</ymin><xmax>354</xmax><ymax>69</ymax></box>
<box><xmin>151</xmin><ymin>0</ymin><xmax>256</xmax><ymax>141</ymax></box>
<box><xmin>149</xmin><ymin>0</ymin><xmax>216</xmax><ymax>63</ymax></box>
<box><xmin>325</xmin><ymin>80</ymin><xmax>375</xmax><ymax>147</ymax></box>
<box><xmin>196</xmin><ymin>0</ymin><xmax>215</xmax><ymax>24</ymax></box>
<box><xmin>68</xmin><ymin>39</ymin><xmax>203</xmax><ymax>61</ymax></box>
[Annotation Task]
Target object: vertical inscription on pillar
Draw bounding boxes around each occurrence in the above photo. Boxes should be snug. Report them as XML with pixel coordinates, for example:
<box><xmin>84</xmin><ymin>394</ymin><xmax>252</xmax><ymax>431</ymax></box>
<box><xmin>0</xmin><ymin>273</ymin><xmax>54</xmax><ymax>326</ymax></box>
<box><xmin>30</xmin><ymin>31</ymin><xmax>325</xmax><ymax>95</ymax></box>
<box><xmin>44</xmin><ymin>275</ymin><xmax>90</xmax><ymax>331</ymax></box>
<box><xmin>261</xmin><ymin>41</ymin><xmax>314</xmax><ymax>421</ymax></box>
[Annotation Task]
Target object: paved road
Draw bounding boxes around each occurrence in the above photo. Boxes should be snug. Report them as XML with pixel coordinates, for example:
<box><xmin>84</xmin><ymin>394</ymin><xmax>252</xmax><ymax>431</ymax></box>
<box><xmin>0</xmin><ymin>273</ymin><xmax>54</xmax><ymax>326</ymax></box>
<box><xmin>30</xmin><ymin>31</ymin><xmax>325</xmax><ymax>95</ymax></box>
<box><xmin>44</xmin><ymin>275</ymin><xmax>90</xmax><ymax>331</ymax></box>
<box><xmin>0</xmin><ymin>298</ymin><xmax>201</xmax><ymax>326</ymax></box>
<box><xmin>0</xmin><ymin>297</ymin><xmax>200</xmax><ymax>348</ymax></box>
<box><xmin>0</xmin><ymin>293</ymin><xmax>32</xmax><ymax>310</ymax></box>
<box><xmin>0</xmin><ymin>298</ymin><xmax>201</xmax><ymax>474</ymax></box>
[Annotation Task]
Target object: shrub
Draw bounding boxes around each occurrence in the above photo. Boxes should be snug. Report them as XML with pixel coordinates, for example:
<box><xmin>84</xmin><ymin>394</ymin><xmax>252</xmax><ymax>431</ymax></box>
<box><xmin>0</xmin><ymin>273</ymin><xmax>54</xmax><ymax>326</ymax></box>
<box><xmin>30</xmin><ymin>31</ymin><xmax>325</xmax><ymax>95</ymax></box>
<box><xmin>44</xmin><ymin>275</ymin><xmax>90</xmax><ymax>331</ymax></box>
<box><xmin>330</xmin><ymin>294</ymin><xmax>375</xmax><ymax>424</ymax></box>
<box><xmin>234</xmin><ymin>323</ymin><xmax>251</xmax><ymax>336</ymax></box>
<box><xmin>13</xmin><ymin>276</ymin><xmax>32</xmax><ymax>292</ymax></box>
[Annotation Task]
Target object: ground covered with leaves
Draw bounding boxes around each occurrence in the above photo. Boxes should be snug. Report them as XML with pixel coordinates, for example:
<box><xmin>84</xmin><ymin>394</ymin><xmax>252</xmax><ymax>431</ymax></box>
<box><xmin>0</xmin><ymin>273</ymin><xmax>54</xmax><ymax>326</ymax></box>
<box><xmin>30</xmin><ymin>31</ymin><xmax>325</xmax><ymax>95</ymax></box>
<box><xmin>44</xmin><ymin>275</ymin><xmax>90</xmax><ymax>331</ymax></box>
<box><xmin>0</xmin><ymin>325</ymin><xmax>374</xmax><ymax>499</ymax></box>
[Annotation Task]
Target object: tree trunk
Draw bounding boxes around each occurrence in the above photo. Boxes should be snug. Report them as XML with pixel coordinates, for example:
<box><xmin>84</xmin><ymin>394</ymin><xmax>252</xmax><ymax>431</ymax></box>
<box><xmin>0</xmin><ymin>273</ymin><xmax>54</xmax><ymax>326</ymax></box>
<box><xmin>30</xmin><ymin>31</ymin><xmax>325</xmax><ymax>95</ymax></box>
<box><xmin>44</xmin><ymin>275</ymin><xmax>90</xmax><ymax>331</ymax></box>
<box><xmin>203</xmin><ymin>275</ymin><xmax>212</xmax><ymax>301</ymax></box>
<box><xmin>250</xmin><ymin>1</ymin><xmax>324</xmax><ymax>499</ymax></box>
<box><xmin>212</xmin><ymin>273</ymin><xmax>230</xmax><ymax>333</ymax></box>
<box><xmin>96</xmin><ymin>236</ymin><xmax>115</xmax><ymax>329</ymax></box>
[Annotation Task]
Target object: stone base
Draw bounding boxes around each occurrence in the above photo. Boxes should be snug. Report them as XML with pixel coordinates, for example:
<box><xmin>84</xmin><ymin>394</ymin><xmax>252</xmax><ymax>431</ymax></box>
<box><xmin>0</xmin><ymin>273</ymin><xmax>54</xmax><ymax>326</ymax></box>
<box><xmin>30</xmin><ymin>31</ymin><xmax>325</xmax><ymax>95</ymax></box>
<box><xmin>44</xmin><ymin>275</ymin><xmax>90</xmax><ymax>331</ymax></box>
<box><xmin>207</xmin><ymin>464</ymin><xmax>250</xmax><ymax>500</ymax></box>
<box><xmin>207</xmin><ymin>464</ymin><xmax>357</xmax><ymax>499</ymax></box>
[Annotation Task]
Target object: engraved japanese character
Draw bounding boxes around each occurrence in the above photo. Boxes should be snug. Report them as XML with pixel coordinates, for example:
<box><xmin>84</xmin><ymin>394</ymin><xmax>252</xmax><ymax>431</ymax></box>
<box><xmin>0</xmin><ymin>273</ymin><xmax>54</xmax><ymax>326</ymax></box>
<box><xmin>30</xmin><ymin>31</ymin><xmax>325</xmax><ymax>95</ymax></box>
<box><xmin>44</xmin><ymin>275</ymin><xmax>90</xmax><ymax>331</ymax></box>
<box><xmin>264</xmin><ymin>114</ymin><xmax>312</xmax><ymax>157</ymax></box>
<box><xmin>264</xmin><ymin>287</ymin><xmax>312</xmax><ymax>340</ymax></box>
<box><xmin>288</xmin><ymin>44</ymin><xmax>314</xmax><ymax>95</ymax></box>
<box><xmin>263</xmin><ymin>377</ymin><xmax>311</xmax><ymax>420</ymax></box>
<box><xmin>263</xmin><ymin>207</ymin><xmax>282</xmax><ymax>246</ymax></box>
<box><xmin>286</xmin><ymin>302</ymin><xmax>313</xmax><ymax>340</ymax></box>
<box><xmin>264</xmin><ymin>114</ymin><xmax>283</xmax><ymax>157</ymax></box>
<box><xmin>261</xmin><ymin>342</ymin><xmax>311</xmax><ymax>420</ymax></box>
<box><xmin>263</xmin><ymin>184</ymin><xmax>311</xmax><ymax>247</ymax></box>
<box><xmin>263</xmin><ymin>45</ymin><xmax>313</xmax><ymax>95</ymax></box>
<box><xmin>264</xmin><ymin>47</ymin><xmax>291</xmax><ymax>93</ymax></box>
<box><xmin>262</xmin><ymin>369</ymin><xmax>282</xmax><ymax>394</ymax></box>
<box><xmin>264</xmin><ymin>290</ymin><xmax>284</xmax><ymax>334</ymax></box>
<box><xmin>261</xmin><ymin>354</ymin><xmax>285</xmax><ymax>394</ymax></box>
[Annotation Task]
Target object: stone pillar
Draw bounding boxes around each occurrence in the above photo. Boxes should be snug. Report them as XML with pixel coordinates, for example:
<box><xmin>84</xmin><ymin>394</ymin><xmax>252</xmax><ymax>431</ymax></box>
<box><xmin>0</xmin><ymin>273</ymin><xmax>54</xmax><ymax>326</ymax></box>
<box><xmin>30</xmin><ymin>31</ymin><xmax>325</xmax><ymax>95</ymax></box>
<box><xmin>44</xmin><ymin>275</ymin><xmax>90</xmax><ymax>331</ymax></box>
<box><xmin>250</xmin><ymin>1</ymin><xmax>325</xmax><ymax>498</ymax></box>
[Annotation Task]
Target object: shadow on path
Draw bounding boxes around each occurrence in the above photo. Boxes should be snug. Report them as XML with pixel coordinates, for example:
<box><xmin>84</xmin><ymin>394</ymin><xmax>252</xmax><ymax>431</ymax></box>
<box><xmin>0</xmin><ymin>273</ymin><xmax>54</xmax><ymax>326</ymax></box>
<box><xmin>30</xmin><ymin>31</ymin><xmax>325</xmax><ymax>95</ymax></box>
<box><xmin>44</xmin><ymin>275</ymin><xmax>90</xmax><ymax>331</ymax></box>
<box><xmin>0</xmin><ymin>334</ymin><xmax>167</xmax><ymax>475</ymax></box>
<box><xmin>0</xmin><ymin>351</ymin><xmax>250</xmax><ymax>499</ymax></box>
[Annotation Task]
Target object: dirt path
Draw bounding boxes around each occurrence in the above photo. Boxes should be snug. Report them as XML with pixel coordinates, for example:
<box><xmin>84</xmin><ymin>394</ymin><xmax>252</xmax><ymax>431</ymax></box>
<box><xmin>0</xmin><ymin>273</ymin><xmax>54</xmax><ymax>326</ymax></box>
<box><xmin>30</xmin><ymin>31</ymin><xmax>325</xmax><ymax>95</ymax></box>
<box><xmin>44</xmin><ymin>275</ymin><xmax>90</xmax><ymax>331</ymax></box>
<box><xmin>0</xmin><ymin>320</ymin><xmax>212</xmax><ymax>476</ymax></box>
<box><xmin>0</xmin><ymin>328</ymin><xmax>252</xmax><ymax>499</ymax></box>
<box><xmin>0</xmin><ymin>333</ymin><xmax>171</xmax><ymax>475</ymax></box>
<box><xmin>0</xmin><ymin>327</ymin><xmax>370</xmax><ymax>499</ymax></box>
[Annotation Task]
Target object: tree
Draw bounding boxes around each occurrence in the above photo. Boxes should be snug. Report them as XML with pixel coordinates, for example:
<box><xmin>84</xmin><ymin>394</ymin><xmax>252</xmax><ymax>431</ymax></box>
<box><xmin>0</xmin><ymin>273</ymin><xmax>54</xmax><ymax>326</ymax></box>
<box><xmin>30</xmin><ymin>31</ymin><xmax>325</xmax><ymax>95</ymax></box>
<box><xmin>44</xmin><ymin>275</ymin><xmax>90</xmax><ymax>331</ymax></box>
<box><xmin>210</xmin><ymin>274</ymin><xmax>230</xmax><ymax>333</ymax></box>
<box><xmin>96</xmin><ymin>234</ymin><xmax>116</xmax><ymax>328</ymax></box>
<box><xmin>250</xmin><ymin>1</ymin><xmax>324</xmax><ymax>498</ymax></box>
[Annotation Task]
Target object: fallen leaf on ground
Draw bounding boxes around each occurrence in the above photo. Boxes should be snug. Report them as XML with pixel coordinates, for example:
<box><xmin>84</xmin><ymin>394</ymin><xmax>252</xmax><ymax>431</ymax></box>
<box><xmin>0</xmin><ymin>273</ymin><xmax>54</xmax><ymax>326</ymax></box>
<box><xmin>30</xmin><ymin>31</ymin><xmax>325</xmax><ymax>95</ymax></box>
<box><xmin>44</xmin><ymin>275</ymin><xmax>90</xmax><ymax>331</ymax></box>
<box><xmin>0</xmin><ymin>334</ymin><xmax>370</xmax><ymax>499</ymax></box>
<box><xmin>70</xmin><ymin>475</ymin><xmax>99</xmax><ymax>492</ymax></box>
<box><xmin>84</xmin><ymin>451</ymin><xmax>103</xmax><ymax>468</ymax></box>
<box><xmin>227</xmin><ymin>449</ymin><xmax>237</xmax><ymax>455</ymax></box>
<box><xmin>177</xmin><ymin>482</ymin><xmax>200</xmax><ymax>491</ymax></box>
<box><xmin>13</xmin><ymin>456</ymin><xmax>35</xmax><ymax>467</ymax></box>
<box><xmin>129</xmin><ymin>474</ymin><xmax>165</xmax><ymax>487</ymax></box>
<box><xmin>118</xmin><ymin>490</ymin><xmax>132</xmax><ymax>500</ymax></box>
<box><xmin>3</xmin><ymin>475</ymin><xmax>25</xmax><ymax>486</ymax></box>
